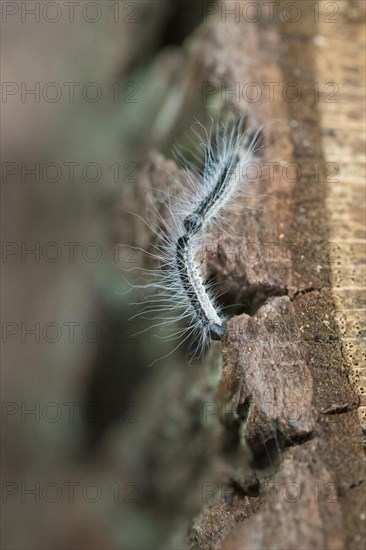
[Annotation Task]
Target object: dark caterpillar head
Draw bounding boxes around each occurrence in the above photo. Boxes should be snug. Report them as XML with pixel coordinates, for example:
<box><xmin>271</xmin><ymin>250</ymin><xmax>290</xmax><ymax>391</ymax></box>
<box><xmin>209</xmin><ymin>323</ymin><xmax>225</xmax><ymax>341</ymax></box>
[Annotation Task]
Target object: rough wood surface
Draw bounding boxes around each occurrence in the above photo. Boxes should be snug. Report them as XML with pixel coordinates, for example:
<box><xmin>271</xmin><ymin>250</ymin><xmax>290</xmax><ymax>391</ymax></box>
<box><xmin>130</xmin><ymin>2</ymin><xmax>365</xmax><ymax>548</ymax></box>
<box><xmin>184</xmin><ymin>2</ymin><xmax>366</xmax><ymax>549</ymax></box>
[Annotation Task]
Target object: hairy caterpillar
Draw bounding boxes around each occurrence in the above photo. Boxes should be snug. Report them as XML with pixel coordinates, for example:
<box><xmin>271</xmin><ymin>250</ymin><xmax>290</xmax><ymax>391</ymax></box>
<box><xmin>130</xmin><ymin>115</ymin><xmax>262</xmax><ymax>362</ymax></box>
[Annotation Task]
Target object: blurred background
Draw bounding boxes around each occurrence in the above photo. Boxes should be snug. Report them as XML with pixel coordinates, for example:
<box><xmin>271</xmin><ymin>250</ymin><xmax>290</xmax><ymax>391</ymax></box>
<box><xmin>1</xmin><ymin>1</ymin><xmax>236</xmax><ymax>549</ymax></box>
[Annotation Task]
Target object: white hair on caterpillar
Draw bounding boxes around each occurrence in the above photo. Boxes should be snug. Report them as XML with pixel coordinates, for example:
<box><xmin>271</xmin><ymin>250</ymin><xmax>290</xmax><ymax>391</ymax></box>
<box><xmin>125</xmin><ymin>113</ymin><xmax>264</xmax><ymax>365</ymax></box>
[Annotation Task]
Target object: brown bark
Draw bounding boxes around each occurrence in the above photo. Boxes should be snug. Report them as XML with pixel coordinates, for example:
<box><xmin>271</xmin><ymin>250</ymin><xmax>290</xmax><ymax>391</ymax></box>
<box><xmin>186</xmin><ymin>2</ymin><xmax>366</xmax><ymax>549</ymax></box>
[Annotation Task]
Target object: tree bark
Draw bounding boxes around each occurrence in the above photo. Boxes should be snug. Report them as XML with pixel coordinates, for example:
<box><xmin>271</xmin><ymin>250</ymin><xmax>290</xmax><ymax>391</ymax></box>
<box><xmin>185</xmin><ymin>2</ymin><xmax>366</xmax><ymax>549</ymax></box>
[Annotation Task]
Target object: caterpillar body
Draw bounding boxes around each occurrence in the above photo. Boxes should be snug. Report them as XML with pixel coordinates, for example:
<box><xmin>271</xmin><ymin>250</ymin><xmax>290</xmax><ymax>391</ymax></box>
<box><xmin>176</xmin><ymin>233</ymin><xmax>224</xmax><ymax>341</ymax></box>
<box><xmin>132</xmin><ymin>115</ymin><xmax>262</xmax><ymax>361</ymax></box>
